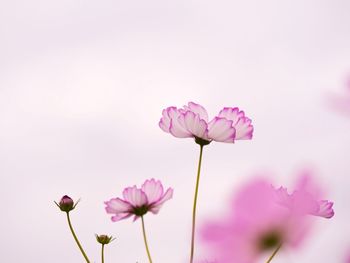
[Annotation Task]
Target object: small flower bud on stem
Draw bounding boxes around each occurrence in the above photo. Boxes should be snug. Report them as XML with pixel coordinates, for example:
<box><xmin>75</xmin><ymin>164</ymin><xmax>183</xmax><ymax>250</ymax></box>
<box><xmin>55</xmin><ymin>196</ymin><xmax>90</xmax><ymax>263</ymax></box>
<box><xmin>95</xmin><ymin>234</ymin><xmax>115</xmax><ymax>263</ymax></box>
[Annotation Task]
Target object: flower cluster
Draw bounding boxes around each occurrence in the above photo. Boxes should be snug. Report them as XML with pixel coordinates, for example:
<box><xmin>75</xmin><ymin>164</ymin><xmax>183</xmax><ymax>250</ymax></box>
<box><xmin>55</xmin><ymin>101</ymin><xmax>335</xmax><ymax>263</ymax></box>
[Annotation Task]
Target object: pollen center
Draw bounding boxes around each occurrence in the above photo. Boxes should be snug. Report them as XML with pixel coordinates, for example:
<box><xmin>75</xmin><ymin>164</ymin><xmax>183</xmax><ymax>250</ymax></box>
<box><xmin>133</xmin><ymin>205</ymin><xmax>149</xmax><ymax>216</ymax></box>
<box><xmin>258</xmin><ymin>231</ymin><xmax>281</xmax><ymax>251</ymax></box>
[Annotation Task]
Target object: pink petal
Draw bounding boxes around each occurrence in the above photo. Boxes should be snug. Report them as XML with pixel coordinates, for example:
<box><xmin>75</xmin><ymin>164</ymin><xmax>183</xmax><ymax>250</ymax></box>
<box><xmin>104</xmin><ymin>198</ymin><xmax>132</xmax><ymax>214</ymax></box>
<box><xmin>178</xmin><ymin>111</ymin><xmax>209</xmax><ymax>139</ymax></box>
<box><xmin>149</xmin><ymin>188</ymin><xmax>174</xmax><ymax>214</ymax></box>
<box><xmin>159</xmin><ymin>107</ymin><xmax>173</xmax><ymax>133</ymax></box>
<box><xmin>217</xmin><ymin>107</ymin><xmax>253</xmax><ymax>140</ymax></box>
<box><xmin>168</xmin><ymin>107</ymin><xmax>193</xmax><ymax>138</ymax></box>
<box><xmin>111</xmin><ymin>213</ymin><xmax>133</xmax><ymax>222</ymax></box>
<box><xmin>133</xmin><ymin>215</ymin><xmax>141</xmax><ymax>222</ymax></box>
<box><xmin>274</xmin><ymin>187</ymin><xmax>293</xmax><ymax>208</ymax></box>
<box><xmin>183</xmin><ymin>102</ymin><xmax>209</xmax><ymax>122</ymax></box>
<box><xmin>234</xmin><ymin>117</ymin><xmax>254</xmax><ymax>140</ymax></box>
<box><xmin>141</xmin><ymin>179</ymin><xmax>164</xmax><ymax>204</ymax></box>
<box><xmin>217</xmin><ymin>107</ymin><xmax>244</xmax><ymax>125</ymax></box>
<box><xmin>312</xmin><ymin>200</ymin><xmax>334</xmax><ymax>219</ymax></box>
<box><xmin>122</xmin><ymin>186</ymin><xmax>148</xmax><ymax>207</ymax></box>
<box><xmin>207</xmin><ymin>117</ymin><xmax>235</xmax><ymax>143</ymax></box>
<box><xmin>289</xmin><ymin>190</ymin><xmax>320</xmax><ymax>215</ymax></box>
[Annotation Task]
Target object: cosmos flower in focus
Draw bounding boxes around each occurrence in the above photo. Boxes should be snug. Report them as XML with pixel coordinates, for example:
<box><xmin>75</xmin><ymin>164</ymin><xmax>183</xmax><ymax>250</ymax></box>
<box><xmin>105</xmin><ymin>179</ymin><xmax>173</xmax><ymax>222</ymax></box>
<box><xmin>159</xmin><ymin>102</ymin><xmax>253</xmax><ymax>145</ymax></box>
<box><xmin>201</xmin><ymin>174</ymin><xmax>334</xmax><ymax>263</ymax></box>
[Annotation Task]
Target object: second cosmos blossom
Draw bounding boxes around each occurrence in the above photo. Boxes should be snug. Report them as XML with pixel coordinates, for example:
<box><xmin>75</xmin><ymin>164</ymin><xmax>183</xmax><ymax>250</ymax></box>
<box><xmin>105</xmin><ymin>179</ymin><xmax>173</xmax><ymax>222</ymax></box>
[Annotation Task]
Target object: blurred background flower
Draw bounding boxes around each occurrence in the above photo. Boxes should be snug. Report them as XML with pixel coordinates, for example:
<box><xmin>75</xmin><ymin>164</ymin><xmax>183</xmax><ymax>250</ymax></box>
<box><xmin>200</xmin><ymin>171</ymin><xmax>334</xmax><ymax>263</ymax></box>
<box><xmin>329</xmin><ymin>76</ymin><xmax>350</xmax><ymax>116</ymax></box>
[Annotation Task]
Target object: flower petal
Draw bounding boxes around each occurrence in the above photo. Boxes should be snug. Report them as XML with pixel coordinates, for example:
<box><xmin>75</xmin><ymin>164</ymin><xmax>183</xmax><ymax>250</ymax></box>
<box><xmin>178</xmin><ymin>111</ymin><xmax>209</xmax><ymax>139</ymax></box>
<box><xmin>159</xmin><ymin>107</ymin><xmax>173</xmax><ymax>133</ymax></box>
<box><xmin>312</xmin><ymin>200</ymin><xmax>334</xmax><ymax>219</ymax></box>
<box><xmin>122</xmin><ymin>186</ymin><xmax>148</xmax><ymax>207</ymax></box>
<box><xmin>104</xmin><ymin>198</ymin><xmax>132</xmax><ymax>214</ymax></box>
<box><xmin>207</xmin><ymin>117</ymin><xmax>235</xmax><ymax>143</ymax></box>
<box><xmin>234</xmin><ymin>117</ymin><xmax>254</xmax><ymax>140</ymax></box>
<box><xmin>217</xmin><ymin>107</ymin><xmax>244</xmax><ymax>125</ymax></box>
<box><xmin>133</xmin><ymin>215</ymin><xmax>141</xmax><ymax>222</ymax></box>
<box><xmin>167</xmin><ymin>107</ymin><xmax>193</xmax><ymax>138</ymax></box>
<box><xmin>149</xmin><ymin>188</ymin><xmax>174</xmax><ymax>214</ymax></box>
<box><xmin>111</xmin><ymin>213</ymin><xmax>133</xmax><ymax>222</ymax></box>
<box><xmin>105</xmin><ymin>198</ymin><xmax>133</xmax><ymax>222</ymax></box>
<box><xmin>217</xmin><ymin>107</ymin><xmax>253</xmax><ymax>140</ymax></box>
<box><xmin>274</xmin><ymin>186</ymin><xmax>293</xmax><ymax>208</ymax></box>
<box><xmin>141</xmin><ymin>179</ymin><xmax>164</xmax><ymax>204</ymax></box>
<box><xmin>183</xmin><ymin>102</ymin><xmax>209</xmax><ymax>122</ymax></box>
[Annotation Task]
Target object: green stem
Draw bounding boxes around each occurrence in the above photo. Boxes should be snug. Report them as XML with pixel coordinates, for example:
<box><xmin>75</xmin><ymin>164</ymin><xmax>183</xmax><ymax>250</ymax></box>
<box><xmin>190</xmin><ymin>145</ymin><xmax>204</xmax><ymax>263</ymax></box>
<box><xmin>101</xmin><ymin>244</ymin><xmax>105</xmax><ymax>263</ymax></box>
<box><xmin>66</xmin><ymin>212</ymin><xmax>91</xmax><ymax>263</ymax></box>
<box><xmin>266</xmin><ymin>243</ymin><xmax>282</xmax><ymax>263</ymax></box>
<box><xmin>141</xmin><ymin>216</ymin><xmax>153</xmax><ymax>263</ymax></box>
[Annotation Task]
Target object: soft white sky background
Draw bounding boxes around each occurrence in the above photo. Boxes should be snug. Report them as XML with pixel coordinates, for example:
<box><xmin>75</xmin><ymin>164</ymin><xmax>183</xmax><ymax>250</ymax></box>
<box><xmin>1</xmin><ymin>0</ymin><xmax>350</xmax><ymax>262</ymax></box>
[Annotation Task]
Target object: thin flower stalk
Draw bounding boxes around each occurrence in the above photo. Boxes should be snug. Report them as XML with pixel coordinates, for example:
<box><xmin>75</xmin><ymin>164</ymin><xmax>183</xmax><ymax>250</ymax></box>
<box><xmin>101</xmin><ymin>244</ymin><xmax>105</xmax><ymax>263</ymax></box>
<box><xmin>66</xmin><ymin>212</ymin><xmax>91</xmax><ymax>263</ymax></box>
<box><xmin>190</xmin><ymin>144</ymin><xmax>204</xmax><ymax>263</ymax></box>
<box><xmin>95</xmin><ymin>234</ymin><xmax>115</xmax><ymax>263</ymax></box>
<box><xmin>141</xmin><ymin>216</ymin><xmax>153</xmax><ymax>263</ymax></box>
<box><xmin>266</xmin><ymin>243</ymin><xmax>282</xmax><ymax>263</ymax></box>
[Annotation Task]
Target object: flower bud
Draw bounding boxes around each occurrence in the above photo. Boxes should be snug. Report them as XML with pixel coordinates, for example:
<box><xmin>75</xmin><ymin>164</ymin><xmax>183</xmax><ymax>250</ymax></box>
<box><xmin>95</xmin><ymin>234</ymin><xmax>115</xmax><ymax>245</ymax></box>
<box><xmin>56</xmin><ymin>195</ymin><xmax>75</xmax><ymax>212</ymax></box>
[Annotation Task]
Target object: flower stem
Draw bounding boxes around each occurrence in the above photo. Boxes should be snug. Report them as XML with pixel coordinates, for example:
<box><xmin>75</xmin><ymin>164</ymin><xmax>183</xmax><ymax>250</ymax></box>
<box><xmin>266</xmin><ymin>243</ymin><xmax>282</xmax><ymax>263</ymax></box>
<box><xmin>141</xmin><ymin>216</ymin><xmax>153</xmax><ymax>263</ymax></box>
<box><xmin>66</xmin><ymin>212</ymin><xmax>91</xmax><ymax>263</ymax></box>
<box><xmin>101</xmin><ymin>244</ymin><xmax>105</xmax><ymax>263</ymax></box>
<box><xmin>190</xmin><ymin>145</ymin><xmax>204</xmax><ymax>263</ymax></box>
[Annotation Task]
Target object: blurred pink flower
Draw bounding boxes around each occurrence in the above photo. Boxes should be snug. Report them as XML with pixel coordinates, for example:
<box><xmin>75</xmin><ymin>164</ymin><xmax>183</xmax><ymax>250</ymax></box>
<box><xmin>329</xmin><ymin>77</ymin><xmax>350</xmax><ymax>115</ymax></box>
<box><xmin>159</xmin><ymin>102</ymin><xmax>253</xmax><ymax>144</ymax></box>
<box><xmin>105</xmin><ymin>179</ymin><xmax>173</xmax><ymax>222</ymax></box>
<box><xmin>201</xmin><ymin>174</ymin><xmax>334</xmax><ymax>263</ymax></box>
<box><xmin>274</xmin><ymin>173</ymin><xmax>334</xmax><ymax>219</ymax></box>
<box><xmin>346</xmin><ymin>251</ymin><xmax>350</xmax><ymax>263</ymax></box>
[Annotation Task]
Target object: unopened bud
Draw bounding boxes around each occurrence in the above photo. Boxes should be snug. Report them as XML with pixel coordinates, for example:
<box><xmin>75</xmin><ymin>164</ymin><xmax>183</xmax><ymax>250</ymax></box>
<box><xmin>55</xmin><ymin>195</ymin><xmax>76</xmax><ymax>212</ymax></box>
<box><xmin>95</xmin><ymin>234</ymin><xmax>115</xmax><ymax>245</ymax></box>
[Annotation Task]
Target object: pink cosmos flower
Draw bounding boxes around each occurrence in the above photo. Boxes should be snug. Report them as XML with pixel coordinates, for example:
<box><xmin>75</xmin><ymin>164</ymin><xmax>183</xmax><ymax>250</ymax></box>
<box><xmin>345</xmin><ymin>250</ymin><xmax>350</xmax><ymax>263</ymax></box>
<box><xmin>159</xmin><ymin>102</ymin><xmax>253</xmax><ymax>145</ymax></box>
<box><xmin>105</xmin><ymin>179</ymin><xmax>173</xmax><ymax>222</ymax></box>
<box><xmin>274</xmin><ymin>186</ymin><xmax>334</xmax><ymax>219</ymax></box>
<box><xmin>201</xmin><ymin>174</ymin><xmax>334</xmax><ymax>263</ymax></box>
<box><xmin>329</xmin><ymin>77</ymin><xmax>350</xmax><ymax>115</ymax></box>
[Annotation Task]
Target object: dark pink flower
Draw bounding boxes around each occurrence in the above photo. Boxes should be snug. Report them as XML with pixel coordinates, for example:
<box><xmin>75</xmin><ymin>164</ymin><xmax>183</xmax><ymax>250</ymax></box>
<box><xmin>105</xmin><ymin>179</ymin><xmax>173</xmax><ymax>222</ymax></box>
<box><xmin>159</xmin><ymin>102</ymin><xmax>253</xmax><ymax>144</ymax></box>
<box><xmin>201</xmin><ymin>175</ymin><xmax>334</xmax><ymax>263</ymax></box>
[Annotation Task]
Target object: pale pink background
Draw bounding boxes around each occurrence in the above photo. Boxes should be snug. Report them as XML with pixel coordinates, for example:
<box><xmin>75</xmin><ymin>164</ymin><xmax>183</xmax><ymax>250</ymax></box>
<box><xmin>1</xmin><ymin>0</ymin><xmax>350</xmax><ymax>262</ymax></box>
